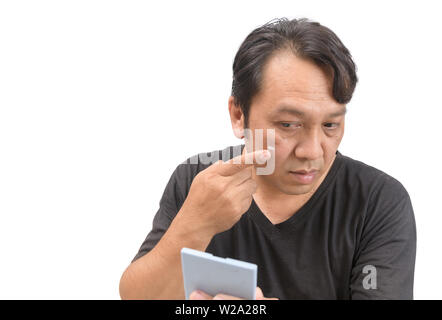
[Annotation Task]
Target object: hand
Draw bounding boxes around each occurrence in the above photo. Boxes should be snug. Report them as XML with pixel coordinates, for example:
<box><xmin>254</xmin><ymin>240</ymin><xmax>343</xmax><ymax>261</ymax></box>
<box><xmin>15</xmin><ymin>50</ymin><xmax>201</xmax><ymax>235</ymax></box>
<box><xmin>189</xmin><ymin>287</ymin><xmax>279</xmax><ymax>300</ymax></box>
<box><xmin>178</xmin><ymin>148</ymin><xmax>271</xmax><ymax>236</ymax></box>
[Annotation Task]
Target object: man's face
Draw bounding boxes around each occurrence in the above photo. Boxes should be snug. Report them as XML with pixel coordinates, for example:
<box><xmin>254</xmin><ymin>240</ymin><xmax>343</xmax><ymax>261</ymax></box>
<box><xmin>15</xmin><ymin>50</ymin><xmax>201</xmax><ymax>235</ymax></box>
<box><xmin>245</xmin><ymin>50</ymin><xmax>346</xmax><ymax>196</ymax></box>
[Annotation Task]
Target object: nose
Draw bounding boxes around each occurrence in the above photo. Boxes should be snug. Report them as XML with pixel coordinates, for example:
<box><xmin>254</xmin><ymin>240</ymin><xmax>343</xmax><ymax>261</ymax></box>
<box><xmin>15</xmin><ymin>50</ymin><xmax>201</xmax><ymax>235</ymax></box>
<box><xmin>294</xmin><ymin>128</ymin><xmax>324</xmax><ymax>161</ymax></box>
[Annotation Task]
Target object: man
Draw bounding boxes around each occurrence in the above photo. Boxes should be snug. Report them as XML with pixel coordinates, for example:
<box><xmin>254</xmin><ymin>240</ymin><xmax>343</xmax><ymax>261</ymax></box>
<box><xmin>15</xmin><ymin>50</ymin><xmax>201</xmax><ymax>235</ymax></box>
<box><xmin>119</xmin><ymin>17</ymin><xmax>416</xmax><ymax>300</ymax></box>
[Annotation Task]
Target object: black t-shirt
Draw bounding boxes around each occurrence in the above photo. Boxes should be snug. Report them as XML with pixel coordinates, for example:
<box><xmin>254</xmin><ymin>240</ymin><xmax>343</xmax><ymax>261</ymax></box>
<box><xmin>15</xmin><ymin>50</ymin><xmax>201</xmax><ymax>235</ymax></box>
<box><xmin>132</xmin><ymin>144</ymin><xmax>416</xmax><ymax>299</ymax></box>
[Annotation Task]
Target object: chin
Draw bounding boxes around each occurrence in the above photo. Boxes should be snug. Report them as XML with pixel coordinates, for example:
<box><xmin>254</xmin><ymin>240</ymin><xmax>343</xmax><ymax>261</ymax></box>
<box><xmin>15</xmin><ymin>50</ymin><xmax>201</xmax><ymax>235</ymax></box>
<box><xmin>278</xmin><ymin>183</ymin><xmax>314</xmax><ymax>196</ymax></box>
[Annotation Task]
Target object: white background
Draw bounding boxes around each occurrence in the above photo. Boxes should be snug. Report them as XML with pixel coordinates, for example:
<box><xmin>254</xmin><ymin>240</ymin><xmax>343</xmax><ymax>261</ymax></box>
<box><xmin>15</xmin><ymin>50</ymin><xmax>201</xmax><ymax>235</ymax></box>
<box><xmin>0</xmin><ymin>0</ymin><xmax>440</xmax><ymax>299</ymax></box>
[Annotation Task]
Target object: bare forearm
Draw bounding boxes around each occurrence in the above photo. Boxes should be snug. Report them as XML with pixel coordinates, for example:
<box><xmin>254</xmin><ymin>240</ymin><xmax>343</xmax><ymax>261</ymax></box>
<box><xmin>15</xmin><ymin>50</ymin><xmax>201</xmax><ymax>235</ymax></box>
<box><xmin>119</xmin><ymin>213</ymin><xmax>214</xmax><ymax>300</ymax></box>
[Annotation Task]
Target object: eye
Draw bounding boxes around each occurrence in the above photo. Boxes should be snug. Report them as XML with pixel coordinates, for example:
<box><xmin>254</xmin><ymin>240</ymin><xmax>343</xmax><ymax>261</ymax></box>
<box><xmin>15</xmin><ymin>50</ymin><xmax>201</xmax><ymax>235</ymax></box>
<box><xmin>324</xmin><ymin>122</ymin><xmax>340</xmax><ymax>129</ymax></box>
<box><xmin>280</xmin><ymin>122</ymin><xmax>302</xmax><ymax>129</ymax></box>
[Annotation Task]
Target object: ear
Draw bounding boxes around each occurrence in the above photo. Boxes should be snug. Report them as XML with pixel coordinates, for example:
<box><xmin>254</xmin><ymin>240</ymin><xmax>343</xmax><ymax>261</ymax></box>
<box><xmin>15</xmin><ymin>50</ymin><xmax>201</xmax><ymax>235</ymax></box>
<box><xmin>228</xmin><ymin>96</ymin><xmax>245</xmax><ymax>139</ymax></box>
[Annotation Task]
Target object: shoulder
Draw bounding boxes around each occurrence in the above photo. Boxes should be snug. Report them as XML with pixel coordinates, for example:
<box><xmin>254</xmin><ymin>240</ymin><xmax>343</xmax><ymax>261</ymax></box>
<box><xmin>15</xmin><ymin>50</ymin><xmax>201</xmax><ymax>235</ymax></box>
<box><xmin>335</xmin><ymin>152</ymin><xmax>415</xmax><ymax>243</ymax></box>
<box><xmin>336</xmin><ymin>151</ymin><xmax>410</xmax><ymax>202</ymax></box>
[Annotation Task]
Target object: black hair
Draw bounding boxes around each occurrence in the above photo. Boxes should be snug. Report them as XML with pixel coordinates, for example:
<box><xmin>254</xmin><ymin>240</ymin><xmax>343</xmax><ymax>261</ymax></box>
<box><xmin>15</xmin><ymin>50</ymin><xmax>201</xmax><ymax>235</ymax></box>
<box><xmin>231</xmin><ymin>17</ymin><xmax>358</xmax><ymax>127</ymax></box>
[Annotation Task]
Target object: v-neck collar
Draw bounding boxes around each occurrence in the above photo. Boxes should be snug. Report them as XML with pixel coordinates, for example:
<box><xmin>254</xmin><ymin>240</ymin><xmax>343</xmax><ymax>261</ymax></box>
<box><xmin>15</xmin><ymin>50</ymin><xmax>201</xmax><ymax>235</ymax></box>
<box><xmin>241</xmin><ymin>145</ymin><xmax>344</xmax><ymax>239</ymax></box>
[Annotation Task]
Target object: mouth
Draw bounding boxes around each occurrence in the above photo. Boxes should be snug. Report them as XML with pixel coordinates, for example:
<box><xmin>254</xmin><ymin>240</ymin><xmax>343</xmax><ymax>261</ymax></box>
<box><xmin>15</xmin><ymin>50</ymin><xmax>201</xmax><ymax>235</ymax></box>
<box><xmin>288</xmin><ymin>169</ymin><xmax>319</xmax><ymax>184</ymax></box>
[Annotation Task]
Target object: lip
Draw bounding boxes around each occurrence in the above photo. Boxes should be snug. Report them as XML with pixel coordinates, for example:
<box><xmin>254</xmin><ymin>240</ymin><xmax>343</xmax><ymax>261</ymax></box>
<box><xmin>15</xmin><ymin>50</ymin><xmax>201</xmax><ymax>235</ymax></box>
<box><xmin>292</xmin><ymin>169</ymin><xmax>319</xmax><ymax>174</ymax></box>
<box><xmin>289</xmin><ymin>169</ymin><xmax>319</xmax><ymax>184</ymax></box>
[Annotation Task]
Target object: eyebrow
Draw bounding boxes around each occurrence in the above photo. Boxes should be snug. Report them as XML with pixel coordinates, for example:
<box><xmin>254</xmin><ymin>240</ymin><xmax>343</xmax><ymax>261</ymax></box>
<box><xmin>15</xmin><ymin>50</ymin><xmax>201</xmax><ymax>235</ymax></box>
<box><xmin>271</xmin><ymin>104</ymin><xmax>347</xmax><ymax>118</ymax></box>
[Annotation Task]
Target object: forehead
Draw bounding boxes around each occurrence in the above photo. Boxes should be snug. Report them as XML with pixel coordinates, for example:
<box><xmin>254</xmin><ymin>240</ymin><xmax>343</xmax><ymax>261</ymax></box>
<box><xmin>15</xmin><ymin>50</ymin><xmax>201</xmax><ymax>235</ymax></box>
<box><xmin>253</xmin><ymin>50</ymin><xmax>343</xmax><ymax>116</ymax></box>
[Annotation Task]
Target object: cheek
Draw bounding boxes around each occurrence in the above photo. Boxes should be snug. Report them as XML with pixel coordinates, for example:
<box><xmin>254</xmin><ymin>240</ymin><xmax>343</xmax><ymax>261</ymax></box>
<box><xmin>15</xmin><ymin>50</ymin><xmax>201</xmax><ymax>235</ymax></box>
<box><xmin>274</xmin><ymin>132</ymin><xmax>297</xmax><ymax>151</ymax></box>
<box><xmin>274</xmin><ymin>132</ymin><xmax>289</xmax><ymax>146</ymax></box>
<box><xmin>275</xmin><ymin>130</ymin><xmax>291</xmax><ymax>143</ymax></box>
<box><xmin>272</xmin><ymin>135</ymin><xmax>294</xmax><ymax>168</ymax></box>
<box><xmin>329</xmin><ymin>129</ymin><xmax>344</xmax><ymax>148</ymax></box>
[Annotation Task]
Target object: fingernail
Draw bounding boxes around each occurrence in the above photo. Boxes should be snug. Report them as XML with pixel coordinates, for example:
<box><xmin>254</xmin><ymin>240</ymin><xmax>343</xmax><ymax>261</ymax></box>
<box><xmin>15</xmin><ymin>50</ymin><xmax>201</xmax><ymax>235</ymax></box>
<box><xmin>190</xmin><ymin>290</ymin><xmax>204</xmax><ymax>300</ymax></box>
<box><xmin>258</xmin><ymin>150</ymin><xmax>271</xmax><ymax>162</ymax></box>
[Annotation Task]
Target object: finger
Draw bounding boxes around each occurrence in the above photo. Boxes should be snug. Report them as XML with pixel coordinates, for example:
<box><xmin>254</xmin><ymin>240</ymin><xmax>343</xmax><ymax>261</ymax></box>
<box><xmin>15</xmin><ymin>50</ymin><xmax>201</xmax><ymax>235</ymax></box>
<box><xmin>230</xmin><ymin>166</ymin><xmax>253</xmax><ymax>185</ymax></box>
<box><xmin>217</xmin><ymin>149</ymin><xmax>271</xmax><ymax>176</ymax></box>
<box><xmin>189</xmin><ymin>290</ymin><xmax>213</xmax><ymax>300</ymax></box>
<box><xmin>213</xmin><ymin>293</ymin><xmax>244</xmax><ymax>300</ymax></box>
<box><xmin>255</xmin><ymin>286</ymin><xmax>279</xmax><ymax>300</ymax></box>
<box><xmin>256</xmin><ymin>287</ymin><xmax>264</xmax><ymax>299</ymax></box>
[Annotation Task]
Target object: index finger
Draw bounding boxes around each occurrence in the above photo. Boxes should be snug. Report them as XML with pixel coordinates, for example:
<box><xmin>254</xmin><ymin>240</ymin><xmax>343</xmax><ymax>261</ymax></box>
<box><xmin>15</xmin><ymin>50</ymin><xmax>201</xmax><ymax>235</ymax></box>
<box><xmin>217</xmin><ymin>149</ymin><xmax>271</xmax><ymax>176</ymax></box>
